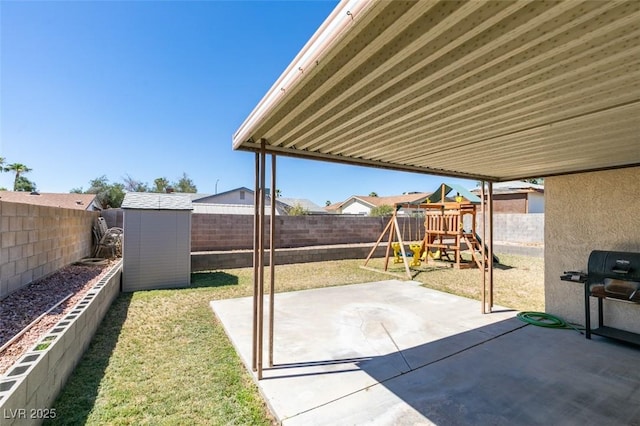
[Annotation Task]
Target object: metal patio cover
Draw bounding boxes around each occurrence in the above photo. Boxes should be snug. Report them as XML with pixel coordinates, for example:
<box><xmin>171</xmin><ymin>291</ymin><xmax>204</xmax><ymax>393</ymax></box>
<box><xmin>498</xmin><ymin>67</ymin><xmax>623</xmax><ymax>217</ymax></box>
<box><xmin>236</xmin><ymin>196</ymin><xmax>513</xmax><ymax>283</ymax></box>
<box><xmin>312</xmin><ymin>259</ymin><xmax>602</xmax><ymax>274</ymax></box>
<box><xmin>232</xmin><ymin>0</ymin><xmax>639</xmax><ymax>181</ymax></box>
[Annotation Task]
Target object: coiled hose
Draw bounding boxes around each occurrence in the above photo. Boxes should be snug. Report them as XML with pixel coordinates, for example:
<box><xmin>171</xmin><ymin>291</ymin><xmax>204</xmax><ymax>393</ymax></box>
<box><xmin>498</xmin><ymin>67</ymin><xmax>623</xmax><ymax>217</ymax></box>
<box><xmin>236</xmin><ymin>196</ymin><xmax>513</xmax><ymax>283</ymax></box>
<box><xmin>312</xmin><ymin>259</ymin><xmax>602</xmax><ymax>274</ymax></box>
<box><xmin>517</xmin><ymin>311</ymin><xmax>583</xmax><ymax>334</ymax></box>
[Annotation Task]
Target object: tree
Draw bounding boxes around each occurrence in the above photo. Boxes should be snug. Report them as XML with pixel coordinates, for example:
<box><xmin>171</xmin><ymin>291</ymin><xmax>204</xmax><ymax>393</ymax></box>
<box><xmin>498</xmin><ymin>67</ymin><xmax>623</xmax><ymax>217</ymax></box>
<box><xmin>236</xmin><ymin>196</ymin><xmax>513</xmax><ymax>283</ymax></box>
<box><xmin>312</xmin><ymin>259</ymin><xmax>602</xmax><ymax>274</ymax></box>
<box><xmin>83</xmin><ymin>175</ymin><xmax>125</xmax><ymax>208</ymax></box>
<box><xmin>123</xmin><ymin>174</ymin><xmax>149</xmax><ymax>192</ymax></box>
<box><xmin>4</xmin><ymin>163</ymin><xmax>32</xmax><ymax>191</ymax></box>
<box><xmin>369</xmin><ymin>204</ymin><xmax>394</xmax><ymax>217</ymax></box>
<box><xmin>369</xmin><ymin>192</ymin><xmax>378</xmax><ymax>197</ymax></box>
<box><xmin>172</xmin><ymin>172</ymin><xmax>197</xmax><ymax>193</ymax></box>
<box><xmin>288</xmin><ymin>203</ymin><xmax>309</xmax><ymax>216</ymax></box>
<box><xmin>522</xmin><ymin>178</ymin><xmax>544</xmax><ymax>185</ymax></box>
<box><xmin>14</xmin><ymin>176</ymin><xmax>37</xmax><ymax>192</ymax></box>
<box><xmin>152</xmin><ymin>177</ymin><xmax>170</xmax><ymax>193</ymax></box>
<box><xmin>0</xmin><ymin>157</ymin><xmax>6</xmax><ymax>191</ymax></box>
<box><xmin>325</xmin><ymin>200</ymin><xmax>331</xmax><ymax>206</ymax></box>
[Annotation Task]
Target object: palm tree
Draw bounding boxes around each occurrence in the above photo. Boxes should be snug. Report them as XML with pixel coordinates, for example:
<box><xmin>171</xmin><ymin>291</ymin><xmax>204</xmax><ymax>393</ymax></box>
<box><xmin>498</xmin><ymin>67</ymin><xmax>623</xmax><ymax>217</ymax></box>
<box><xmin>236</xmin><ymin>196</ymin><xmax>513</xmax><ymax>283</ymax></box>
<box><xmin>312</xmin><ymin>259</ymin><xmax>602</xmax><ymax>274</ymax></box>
<box><xmin>5</xmin><ymin>163</ymin><xmax>32</xmax><ymax>191</ymax></box>
<box><xmin>152</xmin><ymin>177</ymin><xmax>170</xmax><ymax>193</ymax></box>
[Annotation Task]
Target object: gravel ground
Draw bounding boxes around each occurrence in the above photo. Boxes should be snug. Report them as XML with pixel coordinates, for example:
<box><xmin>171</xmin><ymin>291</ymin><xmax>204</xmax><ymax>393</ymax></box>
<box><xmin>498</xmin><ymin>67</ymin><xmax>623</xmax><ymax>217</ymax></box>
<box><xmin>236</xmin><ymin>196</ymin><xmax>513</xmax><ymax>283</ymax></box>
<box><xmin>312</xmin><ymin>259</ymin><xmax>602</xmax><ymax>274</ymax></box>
<box><xmin>0</xmin><ymin>261</ymin><xmax>115</xmax><ymax>375</ymax></box>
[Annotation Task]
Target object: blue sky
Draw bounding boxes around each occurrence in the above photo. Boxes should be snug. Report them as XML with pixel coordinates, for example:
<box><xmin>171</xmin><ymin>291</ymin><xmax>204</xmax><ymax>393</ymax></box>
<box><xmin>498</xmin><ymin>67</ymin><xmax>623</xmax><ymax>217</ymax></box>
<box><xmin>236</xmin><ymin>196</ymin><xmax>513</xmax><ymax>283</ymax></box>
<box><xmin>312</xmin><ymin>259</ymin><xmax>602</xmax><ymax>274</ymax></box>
<box><xmin>1</xmin><ymin>0</ymin><xmax>474</xmax><ymax>206</ymax></box>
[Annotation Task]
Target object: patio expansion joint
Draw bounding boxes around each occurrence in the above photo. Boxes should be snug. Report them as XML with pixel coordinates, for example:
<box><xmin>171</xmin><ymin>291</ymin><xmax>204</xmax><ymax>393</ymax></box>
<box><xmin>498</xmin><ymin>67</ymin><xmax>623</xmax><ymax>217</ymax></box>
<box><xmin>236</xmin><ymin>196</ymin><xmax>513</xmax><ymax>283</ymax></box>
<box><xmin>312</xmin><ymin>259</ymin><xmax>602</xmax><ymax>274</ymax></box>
<box><xmin>282</xmin><ymin>321</ymin><xmax>530</xmax><ymax>423</ymax></box>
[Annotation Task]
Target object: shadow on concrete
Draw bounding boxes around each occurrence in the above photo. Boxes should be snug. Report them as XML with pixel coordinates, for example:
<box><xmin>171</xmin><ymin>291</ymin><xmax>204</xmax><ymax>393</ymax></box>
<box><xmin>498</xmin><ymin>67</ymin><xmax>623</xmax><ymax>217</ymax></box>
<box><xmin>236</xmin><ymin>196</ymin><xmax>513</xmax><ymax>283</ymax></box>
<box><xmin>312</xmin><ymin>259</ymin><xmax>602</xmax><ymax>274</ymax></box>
<box><xmin>45</xmin><ymin>293</ymin><xmax>132</xmax><ymax>425</ymax></box>
<box><xmin>191</xmin><ymin>271</ymin><xmax>239</xmax><ymax>289</ymax></box>
<box><xmin>286</xmin><ymin>319</ymin><xmax>640</xmax><ymax>425</ymax></box>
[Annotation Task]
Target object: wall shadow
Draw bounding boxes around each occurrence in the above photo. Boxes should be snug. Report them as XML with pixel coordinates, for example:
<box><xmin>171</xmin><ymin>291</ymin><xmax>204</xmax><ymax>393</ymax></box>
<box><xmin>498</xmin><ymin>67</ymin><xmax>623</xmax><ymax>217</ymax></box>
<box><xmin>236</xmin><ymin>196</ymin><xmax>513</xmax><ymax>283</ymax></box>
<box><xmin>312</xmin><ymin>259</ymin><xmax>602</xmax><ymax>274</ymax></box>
<box><xmin>190</xmin><ymin>271</ymin><xmax>239</xmax><ymax>289</ymax></box>
<box><xmin>45</xmin><ymin>292</ymin><xmax>132</xmax><ymax>425</ymax></box>
<box><xmin>351</xmin><ymin>320</ymin><xmax>640</xmax><ymax>425</ymax></box>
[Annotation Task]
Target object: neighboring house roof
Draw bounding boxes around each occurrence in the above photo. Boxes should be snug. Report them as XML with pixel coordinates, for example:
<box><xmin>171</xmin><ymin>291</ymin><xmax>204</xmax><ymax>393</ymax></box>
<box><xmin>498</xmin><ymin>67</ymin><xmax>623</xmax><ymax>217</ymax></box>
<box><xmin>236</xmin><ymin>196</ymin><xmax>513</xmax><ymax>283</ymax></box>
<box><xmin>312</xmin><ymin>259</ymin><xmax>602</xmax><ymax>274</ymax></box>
<box><xmin>470</xmin><ymin>181</ymin><xmax>544</xmax><ymax>195</ymax></box>
<box><xmin>188</xmin><ymin>193</ymin><xmax>214</xmax><ymax>202</ymax></box>
<box><xmin>324</xmin><ymin>201</ymin><xmax>342</xmax><ymax>213</ymax></box>
<box><xmin>193</xmin><ymin>187</ymin><xmax>254</xmax><ymax>203</ymax></box>
<box><xmin>278</xmin><ymin>197</ymin><xmax>326</xmax><ymax>214</ymax></box>
<box><xmin>191</xmin><ymin>203</ymin><xmax>278</xmax><ymax>215</ymax></box>
<box><xmin>192</xmin><ymin>186</ymin><xmax>324</xmax><ymax>214</ymax></box>
<box><xmin>121</xmin><ymin>192</ymin><xmax>193</xmax><ymax>210</ymax></box>
<box><xmin>333</xmin><ymin>192</ymin><xmax>432</xmax><ymax>211</ymax></box>
<box><xmin>0</xmin><ymin>191</ymin><xmax>98</xmax><ymax>210</ymax></box>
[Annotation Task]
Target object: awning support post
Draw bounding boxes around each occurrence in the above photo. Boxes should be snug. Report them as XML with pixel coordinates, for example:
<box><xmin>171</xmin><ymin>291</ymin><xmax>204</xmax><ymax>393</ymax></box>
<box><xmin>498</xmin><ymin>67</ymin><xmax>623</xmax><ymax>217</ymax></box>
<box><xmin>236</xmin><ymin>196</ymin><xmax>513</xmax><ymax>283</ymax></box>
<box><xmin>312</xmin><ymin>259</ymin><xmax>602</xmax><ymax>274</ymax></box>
<box><xmin>252</xmin><ymin>140</ymin><xmax>275</xmax><ymax>378</ymax></box>
<box><xmin>487</xmin><ymin>181</ymin><xmax>494</xmax><ymax>311</ymax></box>
<box><xmin>480</xmin><ymin>181</ymin><xmax>486</xmax><ymax>314</ymax></box>
<box><xmin>257</xmin><ymin>139</ymin><xmax>267</xmax><ymax>379</ymax></box>
<box><xmin>252</xmin><ymin>153</ymin><xmax>259</xmax><ymax>370</ymax></box>
<box><xmin>268</xmin><ymin>153</ymin><xmax>276</xmax><ymax>367</ymax></box>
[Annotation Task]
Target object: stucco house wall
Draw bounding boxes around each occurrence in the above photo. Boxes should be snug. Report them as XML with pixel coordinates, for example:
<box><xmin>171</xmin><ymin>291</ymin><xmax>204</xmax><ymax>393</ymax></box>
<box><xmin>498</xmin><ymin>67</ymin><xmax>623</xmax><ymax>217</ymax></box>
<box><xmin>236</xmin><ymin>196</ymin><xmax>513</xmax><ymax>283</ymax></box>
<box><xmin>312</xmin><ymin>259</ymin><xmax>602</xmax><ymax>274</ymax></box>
<box><xmin>545</xmin><ymin>167</ymin><xmax>640</xmax><ymax>334</ymax></box>
<box><xmin>198</xmin><ymin>188</ymin><xmax>255</xmax><ymax>205</ymax></box>
<box><xmin>341</xmin><ymin>199</ymin><xmax>372</xmax><ymax>215</ymax></box>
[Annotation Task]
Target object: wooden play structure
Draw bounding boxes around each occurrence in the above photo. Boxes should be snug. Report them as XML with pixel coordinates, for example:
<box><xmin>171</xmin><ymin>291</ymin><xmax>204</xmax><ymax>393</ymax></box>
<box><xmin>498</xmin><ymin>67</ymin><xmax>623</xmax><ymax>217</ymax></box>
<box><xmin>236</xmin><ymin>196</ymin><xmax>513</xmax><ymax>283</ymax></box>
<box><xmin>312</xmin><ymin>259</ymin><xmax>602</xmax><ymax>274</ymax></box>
<box><xmin>364</xmin><ymin>183</ymin><xmax>498</xmax><ymax>279</ymax></box>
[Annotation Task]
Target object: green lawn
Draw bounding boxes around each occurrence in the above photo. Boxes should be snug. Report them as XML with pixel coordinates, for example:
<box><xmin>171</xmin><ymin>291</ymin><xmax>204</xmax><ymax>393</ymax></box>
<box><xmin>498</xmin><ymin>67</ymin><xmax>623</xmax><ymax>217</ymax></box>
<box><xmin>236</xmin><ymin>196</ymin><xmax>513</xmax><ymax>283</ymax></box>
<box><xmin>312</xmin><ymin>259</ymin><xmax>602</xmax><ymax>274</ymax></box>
<box><xmin>47</xmin><ymin>255</ymin><xmax>543</xmax><ymax>425</ymax></box>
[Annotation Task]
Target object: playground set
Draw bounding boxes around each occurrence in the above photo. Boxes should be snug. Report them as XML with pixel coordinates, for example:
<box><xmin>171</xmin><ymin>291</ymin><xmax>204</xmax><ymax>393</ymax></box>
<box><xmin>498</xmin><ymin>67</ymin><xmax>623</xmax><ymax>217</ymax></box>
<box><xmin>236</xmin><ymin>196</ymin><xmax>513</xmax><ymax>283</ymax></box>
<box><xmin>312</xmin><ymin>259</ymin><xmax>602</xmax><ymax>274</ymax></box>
<box><xmin>363</xmin><ymin>183</ymin><xmax>498</xmax><ymax>279</ymax></box>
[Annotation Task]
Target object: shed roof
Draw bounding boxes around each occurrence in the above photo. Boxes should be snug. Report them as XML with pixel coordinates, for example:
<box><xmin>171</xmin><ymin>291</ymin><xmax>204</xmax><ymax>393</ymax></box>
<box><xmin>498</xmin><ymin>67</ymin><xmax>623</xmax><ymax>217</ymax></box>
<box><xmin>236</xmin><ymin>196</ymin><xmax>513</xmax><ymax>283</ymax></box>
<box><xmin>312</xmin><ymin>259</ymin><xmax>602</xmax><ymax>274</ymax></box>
<box><xmin>232</xmin><ymin>0</ymin><xmax>639</xmax><ymax>181</ymax></box>
<box><xmin>121</xmin><ymin>193</ymin><xmax>193</xmax><ymax>210</ymax></box>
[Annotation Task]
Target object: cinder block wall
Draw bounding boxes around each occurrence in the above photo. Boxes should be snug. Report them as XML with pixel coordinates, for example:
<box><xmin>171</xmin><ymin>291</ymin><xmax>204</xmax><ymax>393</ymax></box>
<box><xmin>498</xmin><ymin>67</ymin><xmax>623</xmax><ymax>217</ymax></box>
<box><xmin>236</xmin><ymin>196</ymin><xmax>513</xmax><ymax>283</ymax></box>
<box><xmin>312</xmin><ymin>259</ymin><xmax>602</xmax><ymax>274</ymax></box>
<box><xmin>192</xmin><ymin>214</ymin><xmax>405</xmax><ymax>251</ymax></box>
<box><xmin>192</xmin><ymin>212</ymin><xmax>545</xmax><ymax>252</ymax></box>
<box><xmin>545</xmin><ymin>167</ymin><xmax>640</xmax><ymax>332</ymax></box>
<box><xmin>0</xmin><ymin>201</ymin><xmax>97</xmax><ymax>299</ymax></box>
<box><xmin>476</xmin><ymin>213</ymin><xmax>544</xmax><ymax>244</ymax></box>
<box><xmin>101</xmin><ymin>208</ymin><xmax>123</xmax><ymax>228</ymax></box>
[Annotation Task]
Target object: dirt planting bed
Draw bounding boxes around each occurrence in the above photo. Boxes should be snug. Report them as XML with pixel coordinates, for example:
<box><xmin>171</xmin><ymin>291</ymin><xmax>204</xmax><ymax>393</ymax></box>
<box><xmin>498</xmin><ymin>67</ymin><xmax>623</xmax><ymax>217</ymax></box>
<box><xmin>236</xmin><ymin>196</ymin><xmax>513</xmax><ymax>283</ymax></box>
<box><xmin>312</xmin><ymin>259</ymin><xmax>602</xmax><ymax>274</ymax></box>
<box><xmin>0</xmin><ymin>260</ymin><xmax>116</xmax><ymax>374</ymax></box>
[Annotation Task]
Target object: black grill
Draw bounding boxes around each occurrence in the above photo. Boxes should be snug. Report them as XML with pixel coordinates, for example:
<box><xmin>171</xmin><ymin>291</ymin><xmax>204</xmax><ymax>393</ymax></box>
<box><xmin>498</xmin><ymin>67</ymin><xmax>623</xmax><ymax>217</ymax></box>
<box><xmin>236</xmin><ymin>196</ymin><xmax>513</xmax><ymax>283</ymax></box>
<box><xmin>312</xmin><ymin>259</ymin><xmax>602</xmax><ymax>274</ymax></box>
<box><xmin>584</xmin><ymin>250</ymin><xmax>640</xmax><ymax>345</ymax></box>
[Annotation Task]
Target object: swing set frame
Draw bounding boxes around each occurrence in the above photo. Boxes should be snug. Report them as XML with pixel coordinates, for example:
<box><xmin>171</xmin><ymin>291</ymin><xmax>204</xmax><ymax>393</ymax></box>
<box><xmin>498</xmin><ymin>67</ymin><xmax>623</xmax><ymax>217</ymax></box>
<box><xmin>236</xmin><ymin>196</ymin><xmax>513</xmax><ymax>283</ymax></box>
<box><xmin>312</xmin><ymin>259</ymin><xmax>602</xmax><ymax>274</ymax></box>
<box><xmin>363</xmin><ymin>185</ymin><xmax>492</xmax><ymax>279</ymax></box>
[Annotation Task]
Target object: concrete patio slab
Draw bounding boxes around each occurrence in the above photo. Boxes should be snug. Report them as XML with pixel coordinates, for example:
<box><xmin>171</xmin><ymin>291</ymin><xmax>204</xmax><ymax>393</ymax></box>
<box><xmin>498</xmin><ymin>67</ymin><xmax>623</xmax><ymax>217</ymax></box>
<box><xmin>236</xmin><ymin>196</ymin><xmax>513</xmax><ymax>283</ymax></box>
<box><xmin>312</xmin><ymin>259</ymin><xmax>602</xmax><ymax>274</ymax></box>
<box><xmin>211</xmin><ymin>280</ymin><xmax>640</xmax><ymax>425</ymax></box>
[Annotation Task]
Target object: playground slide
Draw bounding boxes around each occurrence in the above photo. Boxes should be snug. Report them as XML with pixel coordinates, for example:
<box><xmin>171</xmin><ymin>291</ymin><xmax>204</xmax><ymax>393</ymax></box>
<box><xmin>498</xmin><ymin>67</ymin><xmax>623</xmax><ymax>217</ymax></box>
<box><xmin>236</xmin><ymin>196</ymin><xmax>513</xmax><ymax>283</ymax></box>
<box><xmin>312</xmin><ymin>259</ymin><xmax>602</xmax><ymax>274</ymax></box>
<box><xmin>474</xmin><ymin>233</ymin><xmax>500</xmax><ymax>264</ymax></box>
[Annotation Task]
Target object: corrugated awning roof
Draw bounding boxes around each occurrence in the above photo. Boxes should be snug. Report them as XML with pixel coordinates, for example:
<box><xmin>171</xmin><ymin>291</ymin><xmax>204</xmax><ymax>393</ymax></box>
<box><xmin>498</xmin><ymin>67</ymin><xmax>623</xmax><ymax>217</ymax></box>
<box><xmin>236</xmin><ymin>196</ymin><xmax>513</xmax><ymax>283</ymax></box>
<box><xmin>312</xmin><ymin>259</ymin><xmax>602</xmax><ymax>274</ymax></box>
<box><xmin>233</xmin><ymin>0</ymin><xmax>640</xmax><ymax>181</ymax></box>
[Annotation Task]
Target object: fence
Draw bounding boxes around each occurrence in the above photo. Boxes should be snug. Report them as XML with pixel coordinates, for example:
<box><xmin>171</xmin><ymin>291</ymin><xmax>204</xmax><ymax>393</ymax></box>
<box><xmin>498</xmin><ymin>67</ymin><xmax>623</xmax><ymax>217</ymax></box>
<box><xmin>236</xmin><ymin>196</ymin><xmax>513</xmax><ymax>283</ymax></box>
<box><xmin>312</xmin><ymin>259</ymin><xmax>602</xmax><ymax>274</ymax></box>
<box><xmin>0</xmin><ymin>201</ymin><xmax>97</xmax><ymax>300</ymax></box>
<box><xmin>191</xmin><ymin>213</ymin><xmax>544</xmax><ymax>252</ymax></box>
<box><xmin>190</xmin><ymin>214</ymin><xmax>442</xmax><ymax>251</ymax></box>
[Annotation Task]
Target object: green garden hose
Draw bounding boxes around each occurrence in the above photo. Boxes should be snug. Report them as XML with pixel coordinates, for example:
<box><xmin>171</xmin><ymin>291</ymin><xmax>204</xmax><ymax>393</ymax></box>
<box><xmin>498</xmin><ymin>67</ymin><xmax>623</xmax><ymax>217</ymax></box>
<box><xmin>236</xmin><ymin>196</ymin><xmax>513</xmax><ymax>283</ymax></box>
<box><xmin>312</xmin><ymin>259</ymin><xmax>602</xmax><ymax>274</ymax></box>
<box><xmin>517</xmin><ymin>311</ymin><xmax>584</xmax><ymax>334</ymax></box>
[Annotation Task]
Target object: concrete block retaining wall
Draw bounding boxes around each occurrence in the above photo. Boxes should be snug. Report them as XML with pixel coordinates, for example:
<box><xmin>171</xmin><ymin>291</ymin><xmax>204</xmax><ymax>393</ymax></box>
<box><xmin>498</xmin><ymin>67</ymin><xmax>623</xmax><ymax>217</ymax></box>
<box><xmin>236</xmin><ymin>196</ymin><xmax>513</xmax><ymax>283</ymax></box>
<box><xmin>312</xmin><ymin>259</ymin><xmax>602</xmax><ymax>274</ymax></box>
<box><xmin>0</xmin><ymin>201</ymin><xmax>97</xmax><ymax>300</ymax></box>
<box><xmin>476</xmin><ymin>213</ymin><xmax>544</xmax><ymax>244</ymax></box>
<box><xmin>192</xmin><ymin>243</ymin><xmax>389</xmax><ymax>271</ymax></box>
<box><xmin>0</xmin><ymin>260</ymin><xmax>122</xmax><ymax>425</ymax></box>
<box><xmin>191</xmin><ymin>213</ymin><xmax>544</xmax><ymax>252</ymax></box>
<box><xmin>191</xmin><ymin>214</ymin><xmax>396</xmax><ymax>251</ymax></box>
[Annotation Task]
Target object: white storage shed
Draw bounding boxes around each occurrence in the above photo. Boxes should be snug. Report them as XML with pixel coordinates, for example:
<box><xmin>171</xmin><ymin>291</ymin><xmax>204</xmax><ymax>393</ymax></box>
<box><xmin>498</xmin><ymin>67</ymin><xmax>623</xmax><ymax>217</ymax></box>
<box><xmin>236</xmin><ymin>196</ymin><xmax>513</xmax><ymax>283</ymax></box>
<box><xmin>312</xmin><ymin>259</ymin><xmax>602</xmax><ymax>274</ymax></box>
<box><xmin>121</xmin><ymin>192</ymin><xmax>193</xmax><ymax>292</ymax></box>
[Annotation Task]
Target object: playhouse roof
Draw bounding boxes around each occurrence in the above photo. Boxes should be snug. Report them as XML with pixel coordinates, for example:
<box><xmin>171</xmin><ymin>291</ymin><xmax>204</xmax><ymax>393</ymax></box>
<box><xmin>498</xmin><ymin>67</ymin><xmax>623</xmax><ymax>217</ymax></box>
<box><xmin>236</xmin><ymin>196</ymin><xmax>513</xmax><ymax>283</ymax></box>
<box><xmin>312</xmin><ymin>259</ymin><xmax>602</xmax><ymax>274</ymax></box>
<box><xmin>428</xmin><ymin>183</ymin><xmax>481</xmax><ymax>204</ymax></box>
